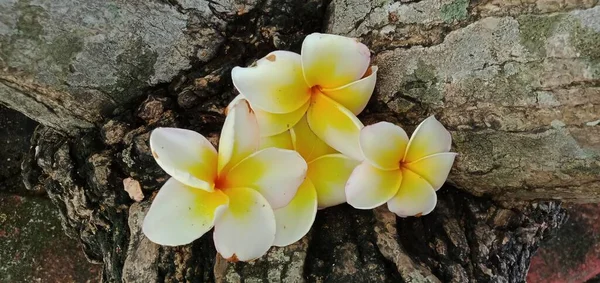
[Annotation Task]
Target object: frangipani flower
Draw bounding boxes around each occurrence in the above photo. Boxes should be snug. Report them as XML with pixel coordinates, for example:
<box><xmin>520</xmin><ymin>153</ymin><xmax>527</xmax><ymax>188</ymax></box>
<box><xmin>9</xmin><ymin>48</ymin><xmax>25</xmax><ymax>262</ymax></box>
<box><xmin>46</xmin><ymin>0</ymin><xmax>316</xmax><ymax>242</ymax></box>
<box><xmin>142</xmin><ymin>100</ymin><xmax>307</xmax><ymax>261</ymax></box>
<box><xmin>231</xmin><ymin>33</ymin><xmax>377</xmax><ymax>161</ymax></box>
<box><xmin>345</xmin><ymin>117</ymin><xmax>457</xmax><ymax>217</ymax></box>
<box><xmin>260</xmin><ymin>116</ymin><xmax>360</xmax><ymax>246</ymax></box>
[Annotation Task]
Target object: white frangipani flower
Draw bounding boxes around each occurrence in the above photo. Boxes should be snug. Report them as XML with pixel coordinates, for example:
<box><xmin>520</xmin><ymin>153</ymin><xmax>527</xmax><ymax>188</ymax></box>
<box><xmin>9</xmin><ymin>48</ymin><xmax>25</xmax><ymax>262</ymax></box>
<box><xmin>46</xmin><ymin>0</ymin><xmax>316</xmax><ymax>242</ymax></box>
<box><xmin>231</xmin><ymin>33</ymin><xmax>377</xmax><ymax>161</ymax></box>
<box><xmin>142</xmin><ymin>100</ymin><xmax>307</xmax><ymax>261</ymax></box>
<box><xmin>345</xmin><ymin>117</ymin><xmax>457</xmax><ymax>217</ymax></box>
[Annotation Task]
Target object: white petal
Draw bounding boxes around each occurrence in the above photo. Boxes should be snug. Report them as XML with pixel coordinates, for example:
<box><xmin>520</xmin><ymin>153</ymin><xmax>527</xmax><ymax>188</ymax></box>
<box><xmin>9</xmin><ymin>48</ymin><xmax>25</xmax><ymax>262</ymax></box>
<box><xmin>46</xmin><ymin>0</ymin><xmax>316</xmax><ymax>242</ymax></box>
<box><xmin>307</xmin><ymin>93</ymin><xmax>364</xmax><ymax>161</ymax></box>
<box><xmin>259</xmin><ymin>130</ymin><xmax>294</xmax><ymax>150</ymax></box>
<box><xmin>273</xmin><ymin>180</ymin><xmax>317</xmax><ymax>247</ymax></box>
<box><xmin>404</xmin><ymin>116</ymin><xmax>452</xmax><ymax>163</ymax></box>
<box><xmin>404</xmin><ymin>153</ymin><xmax>457</xmax><ymax>190</ymax></box>
<box><xmin>360</xmin><ymin>121</ymin><xmax>408</xmax><ymax>170</ymax></box>
<box><xmin>345</xmin><ymin>162</ymin><xmax>402</xmax><ymax>209</ymax></box>
<box><xmin>142</xmin><ymin>178</ymin><xmax>228</xmax><ymax>246</ymax></box>
<box><xmin>227</xmin><ymin>95</ymin><xmax>308</xmax><ymax>137</ymax></box>
<box><xmin>322</xmin><ymin>66</ymin><xmax>378</xmax><ymax>115</ymax></box>
<box><xmin>254</xmin><ymin>101</ymin><xmax>310</xmax><ymax>137</ymax></box>
<box><xmin>387</xmin><ymin>169</ymin><xmax>437</xmax><ymax>217</ymax></box>
<box><xmin>224</xmin><ymin>94</ymin><xmax>245</xmax><ymax>116</ymax></box>
<box><xmin>213</xmin><ymin>187</ymin><xmax>276</xmax><ymax>261</ymax></box>
<box><xmin>222</xmin><ymin>148</ymin><xmax>308</xmax><ymax>209</ymax></box>
<box><xmin>307</xmin><ymin>154</ymin><xmax>360</xmax><ymax>209</ymax></box>
<box><xmin>290</xmin><ymin>115</ymin><xmax>337</xmax><ymax>162</ymax></box>
<box><xmin>232</xmin><ymin>51</ymin><xmax>311</xmax><ymax>114</ymax></box>
<box><xmin>302</xmin><ymin>33</ymin><xmax>371</xmax><ymax>88</ymax></box>
<box><xmin>150</xmin><ymin>128</ymin><xmax>218</xmax><ymax>191</ymax></box>
<box><xmin>218</xmin><ymin>99</ymin><xmax>260</xmax><ymax>176</ymax></box>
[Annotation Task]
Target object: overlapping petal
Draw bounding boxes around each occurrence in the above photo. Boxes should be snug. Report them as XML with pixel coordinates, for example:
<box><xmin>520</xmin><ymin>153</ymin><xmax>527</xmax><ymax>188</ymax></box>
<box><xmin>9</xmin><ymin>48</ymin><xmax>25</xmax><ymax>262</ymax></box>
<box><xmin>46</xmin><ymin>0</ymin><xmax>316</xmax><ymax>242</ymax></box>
<box><xmin>291</xmin><ymin>115</ymin><xmax>336</xmax><ymax>162</ymax></box>
<box><xmin>322</xmin><ymin>66</ymin><xmax>378</xmax><ymax>115</ymax></box>
<box><xmin>150</xmin><ymin>128</ymin><xmax>218</xmax><ymax>191</ymax></box>
<box><xmin>227</xmin><ymin>95</ymin><xmax>308</xmax><ymax>137</ymax></box>
<box><xmin>345</xmin><ymin>162</ymin><xmax>402</xmax><ymax>209</ymax></box>
<box><xmin>232</xmin><ymin>51</ymin><xmax>310</xmax><ymax>114</ymax></box>
<box><xmin>301</xmin><ymin>33</ymin><xmax>371</xmax><ymax>89</ymax></box>
<box><xmin>218</xmin><ymin>99</ymin><xmax>260</xmax><ymax>176</ymax></box>
<box><xmin>224</xmin><ymin>94</ymin><xmax>245</xmax><ymax>116</ymax></box>
<box><xmin>307</xmin><ymin>93</ymin><xmax>364</xmax><ymax>161</ymax></box>
<box><xmin>213</xmin><ymin>187</ymin><xmax>276</xmax><ymax>261</ymax></box>
<box><xmin>223</xmin><ymin>148</ymin><xmax>307</xmax><ymax>209</ymax></box>
<box><xmin>260</xmin><ymin>131</ymin><xmax>294</xmax><ymax>150</ymax></box>
<box><xmin>404</xmin><ymin>153</ymin><xmax>457</xmax><ymax>190</ymax></box>
<box><xmin>307</xmin><ymin>154</ymin><xmax>360</xmax><ymax>208</ymax></box>
<box><xmin>273</xmin><ymin>180</ymin><xmax>318</xmax><ymax>246</ymax></box>
<box><xmin>387</xmin><ymin>169</ymin><xmax>437</xmax><ymax>217</ymax></box>
<box><xmin>404</xmin><ymin>116</ymin><xmax>452</xmax><ymax>163</ymax></box>
<box><xmin>255</xmin><ymin>101</ymin><xmax>310</xmax><ymax>137</ymax></box>
<box><xmin>359</xmin><ymin>122</ymin><xmax>408</xmax><ymax>170</ymax></box>
<box><xmin>142</xmin><ymin>178</ymin><xmax>228</xmax><ymax>246</ymax></box>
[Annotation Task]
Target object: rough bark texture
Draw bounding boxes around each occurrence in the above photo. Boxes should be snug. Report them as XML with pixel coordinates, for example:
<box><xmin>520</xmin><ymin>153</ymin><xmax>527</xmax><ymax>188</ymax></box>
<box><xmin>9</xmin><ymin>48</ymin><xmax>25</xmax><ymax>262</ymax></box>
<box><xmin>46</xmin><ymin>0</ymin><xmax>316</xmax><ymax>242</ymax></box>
<box><xmin>0</xmin><ymin>105</ymin><xmax>101</xmax><ymax>282</ymax></box>
<box><xmin>2</xmin><ymin>0</ymin><xmax>598</xmax><ymax>282</ymax></box>
<box><xmin>328</xmin><ymin>0</ymin><xmax>600</xmax><ymax>201</ymax></box>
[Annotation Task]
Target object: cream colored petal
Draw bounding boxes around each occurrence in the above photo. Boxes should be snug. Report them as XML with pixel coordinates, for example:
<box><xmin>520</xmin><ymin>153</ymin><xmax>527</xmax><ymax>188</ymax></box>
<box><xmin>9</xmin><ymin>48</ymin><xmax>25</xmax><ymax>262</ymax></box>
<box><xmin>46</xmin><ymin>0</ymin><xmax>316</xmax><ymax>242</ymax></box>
<box><xmin>345</xmin><ymin>162</ymin><xmax>402</xmax><ymax>209</ymax></box>
<box><xmin>404</xmin><ymin>153</ymin><xmax>457</xmax><ymax>190</ymax></box>
<box><xmin>359</xmin><ymin>122</ymin><xmax>408</xmax><ymax>171</ymax></box>
<box><xmin>387</xmin><ymin>168</ymin><xmax>437</xmax><ymax>217</ymax></box>
<box><xmin>223</xmin><ymin>148</ymin><xmax>307</xmax><ymax>209</ymax></box>
<box><xmin>273</xmin><ymin>180</ymin><xmax>318</xmax><ymax>247</ymax></box>
<box><xmin>218</xmin><ymin>99</ymin><xmax>260</xmax><ymax>176</ymax></box>
<box><xmin>259</xmin><ymin>131</ymin><xmax>294</xmax><ymax>150</ymax></box>
<box><xmin>291</xmin><ymin>115</ymin><xmax>337</xmax><ymax>162</ymax></box>
<box><xmin>404</xmin><ymin>116</ymin><xmax>452</xmax><ymax>163</ymax></box>
<box><xmin>231</xmin><ymin>51</ymin><xmax>311</xmax><ymax>114</ymax></box>
<box><xmin>255</xmin><ymin>101</ymin><xmax>310</xmax><ymax>137</ymax></box>
<box><xmin>307</xmin><ymin>154</ymin><xmax>361</xmax><ymax>209</ymax></box>
<box><xmin>224</xmin><ymin>94</ymin><xmax>245</xmax><ymax>116</ymax></box>
<box><xmin>307</xmin><ymin>93</ymin><xmax>364</xmax><ymax>161</ymax></box>
<box><xmin>227</xmin><ymin>95</ymin><xmax>308</xmax><ymax>137</ymax></box>
<box><xmin>213</xmin><ymin>187</ymin><xmax>276</xmax><ymax>261</ymax></box>
<box><xmin>142</xmin><ymin>178</ymin><xmax>228</xmax><ymax>246</ymax></box>
<box><xmin>301</xmin><ymin>33</ymin><xmax>371</xmax><ymax>88</ymax></box>
<box><xmin>150</xmin><ymin>127</ymin><xmax>218</xmax><ymax>191</ymax></box>
<box><xmin>321</xmin><ymin>66</ymin><xmax>377</xmax><ymax>115</ymax></box>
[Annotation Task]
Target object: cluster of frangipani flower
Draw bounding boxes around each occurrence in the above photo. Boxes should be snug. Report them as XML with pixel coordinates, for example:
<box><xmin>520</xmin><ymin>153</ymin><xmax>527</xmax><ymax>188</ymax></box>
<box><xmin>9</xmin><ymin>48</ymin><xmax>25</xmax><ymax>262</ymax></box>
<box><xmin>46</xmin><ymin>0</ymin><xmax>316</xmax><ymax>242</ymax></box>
<box><xmin>142</xmin><ymin>33</ymin><xmax>456</xmax><ymax>262</ymax></box>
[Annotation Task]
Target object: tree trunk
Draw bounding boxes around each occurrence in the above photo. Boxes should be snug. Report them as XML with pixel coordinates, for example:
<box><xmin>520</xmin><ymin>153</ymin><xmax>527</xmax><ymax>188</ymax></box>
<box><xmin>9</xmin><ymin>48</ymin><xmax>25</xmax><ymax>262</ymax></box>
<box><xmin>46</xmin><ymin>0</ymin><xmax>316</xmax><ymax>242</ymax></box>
<box><xmin>3</xmin><ymin>0</ymin><xmax>599</xmax><ymax>282</ymax></box>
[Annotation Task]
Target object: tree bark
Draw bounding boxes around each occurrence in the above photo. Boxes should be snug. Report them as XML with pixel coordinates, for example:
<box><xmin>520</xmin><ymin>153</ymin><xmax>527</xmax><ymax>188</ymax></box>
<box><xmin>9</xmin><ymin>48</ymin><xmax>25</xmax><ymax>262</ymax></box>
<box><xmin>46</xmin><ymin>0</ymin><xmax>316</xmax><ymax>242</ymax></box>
<box><xmin>3</xmin><ymin>0</ymin><xmax>599</xmax><ymax>282</ymax></box>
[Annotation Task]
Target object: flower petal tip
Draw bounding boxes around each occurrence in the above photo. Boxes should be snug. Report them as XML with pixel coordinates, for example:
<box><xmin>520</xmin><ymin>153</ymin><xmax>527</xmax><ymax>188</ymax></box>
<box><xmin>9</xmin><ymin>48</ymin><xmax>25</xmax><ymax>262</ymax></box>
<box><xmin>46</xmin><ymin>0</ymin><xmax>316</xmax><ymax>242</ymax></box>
<box><xmin>231</xmin><ymin>50</ymin><xmax>309</xmax><ymax>114</ymax></box>
<box><xmin>149</xmin><ymin>127</ymin><xmax>218</xmax><ymax>191</ymax></box>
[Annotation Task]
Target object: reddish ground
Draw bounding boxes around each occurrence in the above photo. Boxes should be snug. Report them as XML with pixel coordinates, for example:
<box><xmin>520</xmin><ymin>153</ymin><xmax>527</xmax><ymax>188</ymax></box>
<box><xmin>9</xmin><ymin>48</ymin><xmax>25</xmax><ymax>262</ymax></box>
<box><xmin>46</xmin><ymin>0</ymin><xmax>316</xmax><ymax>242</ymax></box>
<box><xmin>528</xmin><ymin>204</ymin><xmax>600</xmax><ymax>283</ymax></box>
<box><xmin>0</xmin><ymin>193</ymin><xmax>101</xmax><ymax>283</ymax></box>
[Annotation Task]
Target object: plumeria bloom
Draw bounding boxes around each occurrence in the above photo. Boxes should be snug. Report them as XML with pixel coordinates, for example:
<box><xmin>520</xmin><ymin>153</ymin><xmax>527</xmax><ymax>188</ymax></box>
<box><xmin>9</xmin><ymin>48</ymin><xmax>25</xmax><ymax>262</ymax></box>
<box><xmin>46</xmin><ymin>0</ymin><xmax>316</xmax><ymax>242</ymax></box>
<box><xmin>142</xmin><ymin>100</ymin><xmax>307</xmax><ymax>261</ymax></box>
<box><xmin>231</xmin><ymin>33</ymin><xmax>377</xmax><ymax>161</ymax></box>
<box><xmin>345</xmin><ymin>117</ymin><xmax>457</xmax><ymax>217</ymax></box>
<box><xmin>226</xmin><ymin>97</ymin><xmax>360</xmax><ymax>246</ymax></box>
